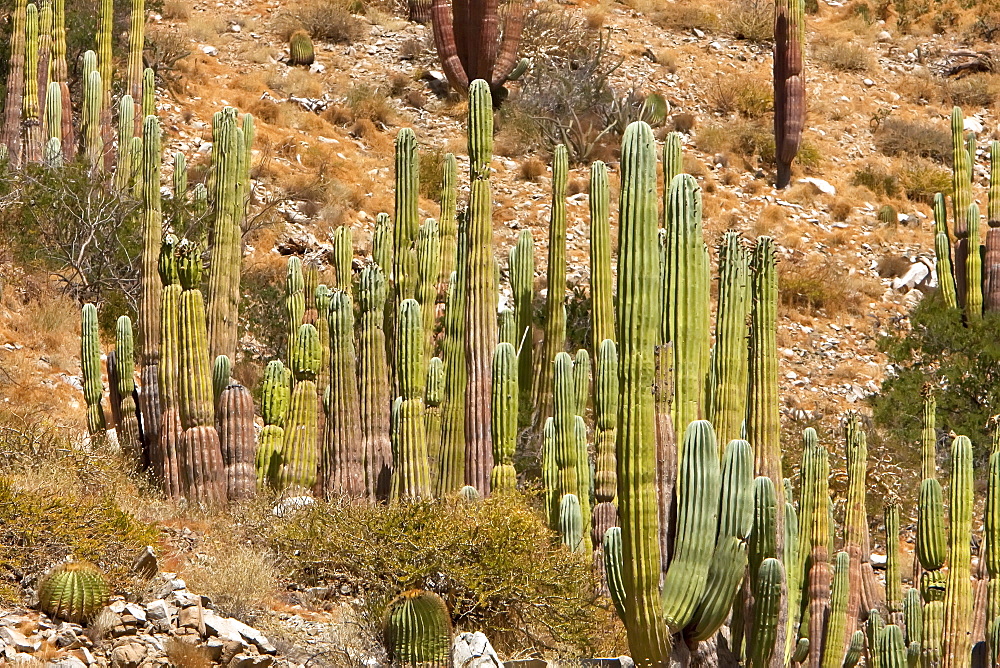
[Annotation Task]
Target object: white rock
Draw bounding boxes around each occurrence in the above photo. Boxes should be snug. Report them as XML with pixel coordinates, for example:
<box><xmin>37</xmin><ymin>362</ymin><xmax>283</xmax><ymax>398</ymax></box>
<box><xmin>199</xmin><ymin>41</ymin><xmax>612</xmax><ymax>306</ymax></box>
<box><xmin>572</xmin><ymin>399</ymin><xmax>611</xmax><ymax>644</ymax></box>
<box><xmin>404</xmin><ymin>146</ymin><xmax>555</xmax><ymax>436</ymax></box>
<box><xmin>891</xmin><ymin>263</ymin><xmax>929</xmax><ymax>291</ymax></box>
<box><xmin>452</xmin><ymin>631</ymin><xmax>501</xmax><ymax>667</ymax></box>
<box><xmin>964</xmin><ymin>116</ymin><xmax>984</xmax><ymax>133</ymax></box>
<box><xmin>877</xmin><ymin>30</ymin><xmax>892</xmax><ymax>41</ymax></box>
<box><xmin>0</xmin><ymin>627</ymin><xmax>38</xmax><ymax>653</ymax></box>
<box><xmin>309</xmin><ymin>62</ymin><xmax>326</xmax><ymax>74</ymax></box>
<box><xmin>273</xmin><ymin>495</ymin><xmax>315</xmax><ymax>517</ymax></box>
<box><xmin>200</xmin><ymin>44</ymin><xmax>219</xmax><ymax>56</ymax></box>
<box><xmin>863</xmin><ymin>78</ymin><xmax>875</xmax><ymax>87</ymax></box>
<box><xmin>799</xmin><ymin>177</ymin><xmax>835</xmax><ymax>195</ymax></box>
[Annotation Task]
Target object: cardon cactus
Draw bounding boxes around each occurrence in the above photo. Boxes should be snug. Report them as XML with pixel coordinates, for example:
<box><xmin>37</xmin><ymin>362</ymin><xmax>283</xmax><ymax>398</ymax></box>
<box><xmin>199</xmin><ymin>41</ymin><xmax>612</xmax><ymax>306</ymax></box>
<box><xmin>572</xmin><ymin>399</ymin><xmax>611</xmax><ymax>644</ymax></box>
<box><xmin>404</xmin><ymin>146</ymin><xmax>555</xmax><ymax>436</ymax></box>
<box><xmin>138</xmin><ymin>115</ymin><xmax>164</xmax><ymax>468</ymax></box>
<box><xmin>533</xmin><ymin>144</ymin><xmax>569</xmax><ymax>443</ymax></box>
<box><xmin>710</xmin><ymin>231</ymin><xmax>750</xmax><ymax>448</ymax></box>
<box><xmin>321</xmin><ymin>290</ymin><xmax>365</xmax><ymax>497</ymax></box>
<box><xmin>285</xmin><ymin>257</ymin><xmax>305</xmax><ymax>365</ymax></box>
<box><xmin>613</xmin><ymin>121</ymin><xmax>671</xmax><ymax>664</ymax></box>
<box><xmin>394</xmin><ymin>128</ymin><xmax>420</xmax><ymax>302</ymax></box>
<box><xmin>383</xmin><ymin>589</ymin><xmax>452</xmax><ymax>667</ymax></box>
<box><xmin>155</xmin><ymin>235</ymin><xmax>183</xmax><ymax>498</ymax></box>
<box><xmin>489</xmin><ymin>342</ymin><xmax>518</xmax><ymax>492</ymax></box>
<box><xmin>213</xmin><ymin>355</ymin><xmax>232</xmax><ymax>406</ymax></box>
<box><xmin>334</xmin><ymin>226</ymin><xmax>353</xmax><ymax>293</ymax></box>
<box><xmin>415</xmin><ymin>218</ymin><xmax>440</xmax><ymax>357</ymax></box>
<box><xmin>663</xmin><ymin>132</ymin><xmax>683</xmax><ymax>195</ymax></box>
<box><xmin>933</xmin><ymin>193</ymin><xmax>959</xmax><ymax>310</ymax></box>
<box><xmin>885</xmin><ymin>504</ymin><xmax>903</xmax><ymax>618</ymax></box>
<box><xmin>750</xmin><ymin>558</ymin><xmax>785</xmax><ymax>668</ymax></box>
<box><xmin>941</xmin><ymin>435</ymin><xmax>973</xmax><ymax>668</ymax></box>
<box><xmin>288</xmin><ymin>29</ymin><xmax>314</xmax><ymax>65</ymax></box>
<box><xmin>22</xmin><ymin>3</ymin><xmax>42</xmax><ymax>163</ymax></box>
<box><xmin>275</xmin><ymin>323</ymin><xmax>321</xmax><ymax>491</ymax></box>
<box><xmin>590</xmin><ymin>160</ymin><xmax>614</xmax><ymax>348</ymax></box>
<box><xmin>987</xmin><ymin>448</ymin><xmax>1000</xmax><ymax>642</ymax></box>
<box><xmin>903</xmin><ymin>588</ymin><xmax>922</xmax><ymax>647</ymax></box>
<box><xmin>80</xmin><ymin>304</ymin><xmax>107</xmax><ymax>436</ymax></box>
<box><xmin>115</xmin><ymin>315</ymin><xmax>142</xmax><ymax>464</ymax></box>
<box><xmin>509</xmin><ymin>229</ymin><xmax>534</xmax><ymax>402</ymax></box>
<box><xmin>256</xmin><ymin>360</ymin><xmax>289</xmax><ymax>485</ymax></box>
<box><xmin>591</xmin><ymin>339</ymin><xmax>618</xmax><ymax>547</ymax></box>
<box><xmin>37</xmin><ymin>562</ymin><xmax>110</xmax><ymax>624</ymax></box>
<box><xmin>438</xmin><ymin>153</ymin><xmax>458</xmax><ymax>290</ymax></box>
<box><xmin>559</xmin><ymin>493</ymin><xmax>584</xmax><ymax>553</ymax></box>
<box><xmin>176</xmin><ymin>240</ymin><xmax>226</xmax><ymax>504</ymax></box>
<box><xmin>984</xmin><ymin>141</ymin><xmax>1000</xmax><ymax>311</ymax></box>
<box><xmin>773</xmin><ymin>0</ymin><xmax>805</xmax><ymax>188</ymax></box>
<box><xmin>547</xmin><ymin>353</ymin><xmax>590</xmax><ymax>543</ymax></box>
<box><xmin>425</xmin><ymin>356</ymin><xmax>444</xmax><ymax>477</ymax></box>
<box><xmin>966</xmin><ymin>202</ymin><xmax>983</xmax><ymax>320</ymax></box>
<box><xmin>391</xmin><ymin>299</ymin><xmax>433</xmax><ymax>500</ymax></box>
<box><xmin>436</xmin><ymin>264</ymin><xmax>467</xmax><ymax>496</ymax></box>
<box><xmin>218</xmin><ymin>383</ymin><xmax>256</xmax><ymax>500</ymax></box>
<box><xmin>358</xmin><ymin>265</ymin><xmax>392</xmax><ymax>500</ymax></box>
<box><xmin>462</xmin><ymin>81</ymin><xmax>498</xmax><ymax>495</ymax></box>
<box><xmin>1</xmin><ymin>0</ymin><xmax>26</xmax><ymax>164</ymax></box>
<box><xmin>820</xmin><ymin>551</ymin><xmax>851</xmax><ymax>668</ymax></box>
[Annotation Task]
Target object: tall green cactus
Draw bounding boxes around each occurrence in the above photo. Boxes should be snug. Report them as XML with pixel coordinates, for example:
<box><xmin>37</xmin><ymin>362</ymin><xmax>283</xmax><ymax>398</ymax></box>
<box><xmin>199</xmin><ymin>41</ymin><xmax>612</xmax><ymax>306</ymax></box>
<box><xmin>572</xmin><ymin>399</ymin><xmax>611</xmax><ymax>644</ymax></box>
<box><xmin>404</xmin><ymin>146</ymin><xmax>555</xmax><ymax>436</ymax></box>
<box><xmin>967</xmin><ymin>202</ymin><xmax>983</xmax><ymax>320</ymax></box>
<box><xmin>23</xmin><ymin>3</ymin><xmax>42</xmax><ymax>163</ymax></box>
<box><xmin>820</xmin><ymin>552</ymin><xmax>851</xmax><ymax>668</ymax></box>
<box><xmin>489</xmin><ymin>342</ymin><xmax>518</xmax><ymax>492</ymax></box>
<box><xmin>509</xmin><ymin>229</ymin><xmax>534</xmax><ymax>402</ymax></box>
<box><xmin>533</xmin><ymin>144</ymin><xmax>569</xmax><ymax>442</ymax></box>
<box><xmin>663</xmin><ymin>131</ymin><xmax>684</xmax><ymax>190</ymax></box>
<box><xmin>156</xmin><ymin>235</ymin><xmax>182</xmax><ymax>498</ymax></box>
<box><xmin>373</xmin><ymin>213</ymin><xmax>393</xmax><ymax>283</ymax></box>
<box><xmin>36</xmin><ymin>0</ymin><xmax>51</xmax><ymax>139</ymax></box>
<box><xmin>573</xmin><ymin>348</ymin><xmax>591</xmax><ymax>417</ymax></box>
<box><xmin>275</xmin><ymin>323</ymin><xmax>320</xmax><ymax>491</ymax></box>
<box><xmin>750</xmin><ymin>558</ymin><xmax>785</xmax><ymax>668</ymax></box>
<box><xmin>51</xmin><ymin>0</ymin><xmax>72</xmax><ymax>161</ymax></box>
<box><xmin>614</xmin><ymin>121</ymin><xmax>671</xmax><ymax>664</ymax></box>
<box><xmin>559</xmin><ymin>493</ymin><xmax>584</xmax><ymax>552</ymax></box>
<box><xmin>213</xmin><ymin>355</ymin><xmax>232</xmax><ymax>405</ymax></box>
<box><xmin>710</xmin><ymin>231</ymin><xmax>750</xmax><ymax>448</ymax></box>
<box><xmin>358</xmin><ymin>265</ymin><xmax>392</xmax><ymax>500</ymax></box>
<box><xmin>987</xmin><ymin>447</ymin><xmax>1000</xmax><ymax>650</ymax></box>
<box><xmin>985</xmin><ymin>141</ymin><xmax>1000</xmax><ymax>311</ymax></box>
<box><xmin>391</xmin><ymin>299</ymin><xmax>432</xmax><ymax>500</ymax></box>
<box><xmin>416</xmin><ymin>218</ymin><xmax>440</xmax><ymax>357</ymax></box>
<box><xmin>115</xmin><ymin>316</ymin><xmax>142</xmax><ymax>463</ymax></box>
<box><xmin>128</xmin><ymin>0</ymin><xmax>145</xmax><ymax>110</ymax></box>
<box><xmin>941</xmin><ymin>435</ymin><xmax>973</xmax><ymax>668</ymax></box>
<box><xmin>139</xmin><ymin>115</ymin><xmax>163</xmax><ymax>461</ymax></box>
<box><xmin>951</xmin><ymin>107</ymin><xmax>972</xmax><ymax>309</ymax></box>
<box><xmin>256</xmin><ymin>360</ymin><xmax>289</xmax><ymax>486</ymax></box>
<box><xmin>904</xmin><ymin>587</ymin><xmax>923</xmax><ymax>647</ymax></box>
<box><xmin>548</xmin><ymin>353</ymin><xmax>583</xmax><ymax>527</ymax></box>
<box><xmin>425</xmin><ymin>356</ymin><xmax>444</xmax><ymax>482</ymax></box>
<box><xmin>933</xmin><ymin>193</ymin><xmax>959</xmax><ymax>310</ymax></box>
<box><xmin>285</xmin><ymin>257</ymin><xmax>305</xmax><ymax>365</ymax></box>
<box><xmin>438</xmin><ymin>153</ymin><xmax>458</xmax><ymax>290</ymax></box>
<box><xmin>44</xmin><ymin>81</ymin><xmax>61</xmax><ymax>146</ymax></box>
<box><xmin>80</xmin><ymin>304</ymin><xmax>107</xmax><ymax>436</ymax></box>
<box><xmin>322</xmin><ymin>290</ymin><xmax>365</xmax><ymax>497</ymax></box>
<box><xmin>96</xmin><ymin>0</ymin><xmax>112</xmax><ymax>164</ymax></box>
<box><xmin>885</xmin><ymin>504</ymin><xmax>903</xmax><ymax>619</ymax></box>
<box><xmin>590</xmin><ymin>160</ymin><xmax>614</xmax><ymax>348</ymax></box>
<box><xmin>463</xmin><ymin>80</ymin><xmax>498</xmax><ymax>495</ymax></box>
<box><xmin>394</xmin><ymin>128</ymin><xmax>419</xmax><ymax>301</ymax></box>
<box><xmin>113</xmin><ymin>97</ymin><xmax>135</xmax><ymax>191</ymax></box>
<box><xmin>82</xmin><ymin>55</ymin><xmax>102</xmax><ymax>169</ymax></box>
<box><xmin>592</xmin><ymin>338</ymin><xmax>618</xmax><ymax>547</ymax></box>
<box><xmin>436</xmin><ymin>268</ymin><xmax>467</xmax><ymax>496</ymax></box>
<box><xmin>176</xmin><ymin>240</ymin><xmax>226</xmax><ymax>504</ymax></box>
<box><xmin>332</xmin><ymin>225</ymin><xmax>352</xmax><ymax>294</ymax></box>
<box><xmin>207</xmin><ymin>108</ymin><xmax>246</xmax><ymax>361</ymax></box>
<box><xmin>662</xmin><ymin>172</ymin><xmax>710</xmax><ymax>435</ymax></box>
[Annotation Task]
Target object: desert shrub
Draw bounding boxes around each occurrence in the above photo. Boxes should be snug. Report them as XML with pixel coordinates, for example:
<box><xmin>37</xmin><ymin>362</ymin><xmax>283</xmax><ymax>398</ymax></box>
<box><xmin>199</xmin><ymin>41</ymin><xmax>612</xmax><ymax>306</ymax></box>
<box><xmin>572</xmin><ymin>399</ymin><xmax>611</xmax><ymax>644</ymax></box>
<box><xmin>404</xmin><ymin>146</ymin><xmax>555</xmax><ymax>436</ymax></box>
<box><xmin>871</xmin><ymin>293</ymin><xmax>1000</xmax><ymax>472</ymax></box>
<box><xmin>277</xmin><ymin>0</ymin><xmax>364</xmax><ymax>43</ymax></box>
<box><xmin>898</xmin><ymin>158</ymin><xmax>951</xmax><ymax>203</ymax></box>
<box><xmin>345</xmin><ymin>83</ymin><xmax>396</xmax><ymax>127</ymax></box>
<box><xmin>0</xmin><ymin>161</ymin><xmax>142</xmax><ymax>329</ymax></box>
<box><xmin>239</xmin><ymin>259</ymin><xmax>290</xmax><ymax>362</ymax></box>
<box><xmin>778</xmin><ymin>255</ymin><xmax>875</xmax><ymax>316</ymax></box>
<box><xmin>721</xmin><ymin>0</ymin><xmax>774</xmax><ymax>42</ymax></box>
<box><xmin>853</xmin><ymin>162</ymin><xmax>901</xmax><ymax>197</ymax></box>
<box><xmin>695</xmin><ymin>118</ymin><xmax>775</xmax><ymax>165</ymax></box>
<box><xmin>0</xmin><ymin>415</ymin><xmax>158</xmax><ymax>601</ymax></box>
<box><xmin>268</xmin><ymin>493</ymin><xmax>622</xmax><ymax>656</ymax></box>
<box><xmin>519</xmin><ymin>156</ymin><xmax>546</xmax><ymax>181</ymax></box>
<box><xmin>180</xmin><ymin>542</ymin><xmax>279</xmax><ymax>622</ymax></box>
<box><xmin>707</xmin><ymin>73</ymin><xmax>772</xmax><ymax>118</ymax></box>
<box><xmin>813</xmin><ymin>37</ymin><xmax>875</xmax><ymax>72</ymax></box>
<box><xmin>944</xmin><ymin>73</ymin><xmax>1000</xmax><ymax>109</ymax></box>
<box><xmin>874</xmin><ymin>117</ymin><xmax>951</xmax><ymax>163</ymax></box>
<box><xmin>418</xmin><ymin>148</ymin><xmax>445</xmax><ymax>200</ymax></box>
<box><xmin>651</xmin><ymin>2</ymin><xmax>719</xmax><ymax>31</ymax></box>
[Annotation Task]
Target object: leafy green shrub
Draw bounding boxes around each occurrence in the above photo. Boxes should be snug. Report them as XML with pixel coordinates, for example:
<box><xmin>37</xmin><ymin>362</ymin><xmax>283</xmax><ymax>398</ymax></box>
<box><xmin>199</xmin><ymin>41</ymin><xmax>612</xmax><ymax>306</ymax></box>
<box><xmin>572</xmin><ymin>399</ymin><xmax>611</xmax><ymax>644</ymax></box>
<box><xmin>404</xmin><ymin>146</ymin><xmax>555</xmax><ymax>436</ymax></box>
<box><xmin>267</xmin><ymin>493</ymin><xmax>622</xmax><ymax>656</ymax></box>
<box><xmin>853</xmin><ymin>163</ymin><xmax>901</xmax><ymax>197</ymax></box>
<box><xmin>871</xmin><ymin>293</ymin><xmax>1000</xmax><ymax>471</ymax></box>
<box><xmin>898</xmin><ymin>159</ymin><xmax>951</xmax><ymax>203</ymax></box>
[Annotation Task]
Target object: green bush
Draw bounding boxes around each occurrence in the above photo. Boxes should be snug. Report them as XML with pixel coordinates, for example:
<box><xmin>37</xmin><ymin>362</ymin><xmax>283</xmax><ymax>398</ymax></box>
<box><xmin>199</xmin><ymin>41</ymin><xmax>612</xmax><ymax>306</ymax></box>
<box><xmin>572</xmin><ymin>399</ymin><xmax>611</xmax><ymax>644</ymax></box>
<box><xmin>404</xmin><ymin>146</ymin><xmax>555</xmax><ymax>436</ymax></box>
<box><xmin>871</xmin><ymin>293</ymin><xmax>1000</xmax><ymax>473</ymax></box>
<box><xmin>267</xmin><ymin>492</ymin><xmax>623</xmax><ymax>657</ymax></box>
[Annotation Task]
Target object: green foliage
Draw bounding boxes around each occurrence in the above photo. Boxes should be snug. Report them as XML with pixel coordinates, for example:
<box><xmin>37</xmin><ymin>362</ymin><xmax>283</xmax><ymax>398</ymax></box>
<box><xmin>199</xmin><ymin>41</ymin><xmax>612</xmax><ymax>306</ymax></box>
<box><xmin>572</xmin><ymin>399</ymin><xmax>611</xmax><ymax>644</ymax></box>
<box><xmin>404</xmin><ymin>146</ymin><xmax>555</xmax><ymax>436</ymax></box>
<box><xmin>871</xmin><ymin>292</ymin><xmax>1000</xmax><ymax>467</ymax></box>
<box><xmin>267</xmin><ymin>492</ymin><xmax>622</xmax><ymax>656</ymax></box>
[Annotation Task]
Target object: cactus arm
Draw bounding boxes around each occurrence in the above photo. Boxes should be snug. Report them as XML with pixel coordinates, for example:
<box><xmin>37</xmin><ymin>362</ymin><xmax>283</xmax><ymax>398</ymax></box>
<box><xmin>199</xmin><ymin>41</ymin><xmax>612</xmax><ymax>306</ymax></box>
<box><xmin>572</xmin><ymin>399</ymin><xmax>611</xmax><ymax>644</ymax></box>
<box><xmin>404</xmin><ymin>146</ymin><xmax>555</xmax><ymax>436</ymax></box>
<box><xmin>590</xmin><ymin>160</ymin><xmax>615</xmax><ymax>347</ymax></box>
<box><xmin>489</xmin><ymin>342</ymin><xmax>518</xmax><ymax>491</ymax></box>
<box><xmin>773</xmin><ymin>0</ymin><xmax>805</xmax><ymax>188</ymax></box>
<box><xmin>80</xmin><ymin>304</ymin><xmax>108</xmax><ymax>435</ymax></box>
<box><xmin>710</xmin><ymin>231</ymin><xmax>750</xmax><ymax>447</ymax></box>
<box><xmin>391</xmin><ymin>299</ymin><xmax>433</xmax><ymax>500</ymax></box>
<box><xmin>509</xmin><ymin>229</ymin><xmax>535</xmax><ymax>403</ymax></box>
<box><xmin>941</xmin><ymin>435</ymin><xmax>974</xmax><ymax>668</ymax></box>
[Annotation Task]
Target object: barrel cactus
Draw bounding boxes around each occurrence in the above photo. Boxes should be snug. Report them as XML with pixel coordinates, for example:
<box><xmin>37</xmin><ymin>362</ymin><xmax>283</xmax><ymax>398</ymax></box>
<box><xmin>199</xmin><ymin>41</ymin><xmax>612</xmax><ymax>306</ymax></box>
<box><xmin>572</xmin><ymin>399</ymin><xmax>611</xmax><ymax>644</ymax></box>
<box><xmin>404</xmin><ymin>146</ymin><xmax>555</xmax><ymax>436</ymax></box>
<box><xmin>37</xmin><ymin>562</ymin><xmax>110</xmax><ymax>624</ymax></box>
<box><xmin>288</xmin><ymin>29</ymin><xmax>314</xmax><ymax>66</ymax></box>
<box><xmin>383</xmin><ymin>589</ymin><xmax>452</xmax><ymax>667</ymax></box>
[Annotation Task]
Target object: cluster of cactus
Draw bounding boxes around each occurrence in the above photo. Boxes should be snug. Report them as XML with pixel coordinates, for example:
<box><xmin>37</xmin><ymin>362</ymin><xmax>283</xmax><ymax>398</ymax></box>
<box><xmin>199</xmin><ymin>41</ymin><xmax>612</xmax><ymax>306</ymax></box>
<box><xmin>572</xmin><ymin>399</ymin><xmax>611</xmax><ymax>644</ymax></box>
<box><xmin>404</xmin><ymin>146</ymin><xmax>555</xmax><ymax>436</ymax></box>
<box><xmin>37</xmin><ymin>561</ymin><xmax>110</xmax><ymax>625</ymax></box>
<box><xmin>931</xmin><ymin>106</ymin><xmax>1000</xmax><ymax>317</ymax></box>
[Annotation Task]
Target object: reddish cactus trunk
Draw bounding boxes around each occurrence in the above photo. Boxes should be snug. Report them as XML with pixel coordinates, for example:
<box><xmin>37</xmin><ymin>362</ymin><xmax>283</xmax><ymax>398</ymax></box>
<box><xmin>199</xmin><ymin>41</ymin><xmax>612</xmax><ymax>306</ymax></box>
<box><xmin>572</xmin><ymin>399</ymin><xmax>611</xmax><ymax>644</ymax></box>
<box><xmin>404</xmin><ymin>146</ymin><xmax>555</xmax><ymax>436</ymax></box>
<box><xmin>218</xmin><ymin>383</ymin><xmax>256</xmax><ymax>500</ymax></box>
<box><xmin>773</xmin><ymin>0</ymin><xmax>805</xmax><ymax>189</ymax></box>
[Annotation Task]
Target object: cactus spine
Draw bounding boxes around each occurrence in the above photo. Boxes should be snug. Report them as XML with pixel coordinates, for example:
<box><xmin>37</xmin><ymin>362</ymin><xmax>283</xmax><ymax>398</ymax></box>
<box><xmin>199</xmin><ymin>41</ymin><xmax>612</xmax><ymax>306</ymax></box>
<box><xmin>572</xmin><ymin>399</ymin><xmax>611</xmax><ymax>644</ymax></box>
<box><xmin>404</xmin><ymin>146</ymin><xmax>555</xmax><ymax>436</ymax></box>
<box><xmin>80</xmin><ymin>303</ymin><xmax>107</xmax><ymax>436</ymax></box>
<box><xmin>358</xmin><ymin>265</ymin><xmax>393</xmax><ymax>500</ymax></box>
<box><xmin>533</xmin><ymin>144</ymin><xmax>569</xmax><ymax>441</ymax></box>
<box><xmin>614</xmin><ymin>121</ymin><xmax>670</xmax><ymax>664</ymax></box>
<box><xmin>941</xmin><ymin>435</ymin><xmax>973</xmax><ymax>668</ymax></box>
<box><xmin>590</xmin><ymin>160</ymin><xmax>614</xmax><ymax>347</ymax></box>
<box><xmin>489</xmin><ymin>342</ymin><xmax>518</xmax><ymax>492</ymax></box>
<box><xmin>463</xmin><ymin>80</ymin><xmax>498</xmax><ymax>495</ymax></box>
<box><xmin>710</xmin><ymin>231</ymin><xmax>750</xmax><ymax>447</ymax></box>
<box><xmin>321</xmin><ymin>291</ymin><xmax>365</xmax><ymax>497</ymax></box>
<box><xmin>391</xmin><ymin>299</ymin><xmax>432</xmax><ymax>500</ymax></box>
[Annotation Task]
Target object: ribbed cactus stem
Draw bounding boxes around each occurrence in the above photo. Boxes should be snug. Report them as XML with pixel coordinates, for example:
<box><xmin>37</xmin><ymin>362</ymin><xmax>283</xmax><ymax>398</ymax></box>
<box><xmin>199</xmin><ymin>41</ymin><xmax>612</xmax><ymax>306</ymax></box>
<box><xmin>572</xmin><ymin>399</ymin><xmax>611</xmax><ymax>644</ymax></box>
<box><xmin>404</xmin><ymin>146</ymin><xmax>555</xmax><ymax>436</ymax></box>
<box><xmin>967</xmin><ymin>202</ymin><xmax>983</xmax><ymax>319</ymax></box>
<box><xmin>391</xmin><ymin>299</ymin><xmax>432</xmax><ymax>500</ymax></box>
<box><xmin>663</xmin><ymin>131</ymin><xmax>683</xmax><ymax>187</ymax></box>
<box><xmin>96</xmin><ymin>0</ymin><xmax>113</xmax><ymax>162</ymax></box>
<box><xmin>425</xmin><ymin>356</ymin><xmax>444</xmax><ymax>481</ymax></box>
<box><xmin>114</xmin><ymin>315</ymin><xmax>142</xmax><ymax>464</ymax></box>
<box><xmin>592</xmin><ymin>338</ymin><xmax>619</xmax><ymax>548</ymax></box>
<box><xmin>590</xmin><ymin>160</ymin><xmax>614</xmax><ymax>347</ymax></box>
<box><xmin>322</xmin><ymin>290</ymin><xmax>365</xmax><ymax>497</ymax></box>
<box><xmin>952</xmin><ymin>107</ymin><xmax>972</xmax><ymax>238</ymax></box>
<box><xmin>416</xmin><ymin>218</ymin><xmax>440</xmax><ymax>357</ymax></box>
<box><xmin>207</xmin><ymin>108</ymin><xmax>243</xmax><ymax>361</ymax></box>
<box><xmin>885</xmin><ymin>504</ymin><xmax>903</xmax><ymax>616</ymax></box>
<box><xmin>436</xmin><ymin>269</ymin><xmax>467</xmax><ymax>495</ymax></box>
<box><xmin>36</xmin><ymin>0</ymin><xmax>51</xmax><ymax>139</ymax></box>
<box><xmin>750</xmin><ymin>558</ymin><xmax>785</xmax><ymax>668</ymax></box>
<box><xmin>559</xmin><ymin>493</ymin><xmax>584</xmax><ymax>552</ymax></box>
<box><xmin>489</xmin><ymin>342</ymin><xmax>518</xmax><ymax>492</ymax></box>
<box><xmin>747</xmin><ymin>237</ymin><xmax>782</xmax><ymax>499</ymax></box>
<box><xmin>903</xmin><ymin>587</ymin><xmax>923</xmax><ymax>646</ymax></box>
<box><xmin>44</xmin><ymin>81</ymin><xmax>61</xmax><ymax>144</ymax></box>
<box><xmin>23</xmin><ymin>3</ymin><xmax>42</xmax><ymax>163</ymax></box>
<box><xmin>256</xmin><ymin>360</ymin><xmax>289</xmax><ymax>486</ymax></box>
<box><xmin>80</xmin><ymin>304</ymin><xmax>107</xmax><ymax>435</ymax></box>
<box><xmin>663</xmin><ymin>172</ymin><xmax>710</xmax><ymax>435</ymax></box>
<box><xmin>509</xmin><ymin>229</ymin><xmax>534</xmax><ymax>402</ymax></box>
<box><xmin>533</xmin><ymin>143</ymin><xmax>569</xmax><ymax>439</ymax></box>
<box><xmin>985</xmin><ymin>141</ymin><xmax>1000</xmax><ymax>311</ymax></box>
<box><xmin>138</xmin><ymin>115</ymin><xmax>163</xmax><ymax>457</ymax></box>
<box><xmin>438</xmin><ymin>153</ymin><xmax>458</xmax><ymax>289</ymax></box>
<box><xmin>394</xmin><ymin>128</ymin><xmax>419</xmax><ymax>300</ymax></box>
<box><xmin>383</xmin><ymin>590</ymin><xmax>452</xmax><ymax>666</ymax></box>
<box><xmin>550</xmin><ymin>353</ymin><xmax>581</xmax><ymax>525</ymax></box>
<box><xmin>941</xmin><ymin>435</ymin><xmax>973</xmax><ymax>668</ymax></box>
<box><xmin>614</xmin><ymin>121</ymin><xmax>670</xmax><ymax>664</ymax></box>
<box><xmin>212</xmin><ymin>355</ymin><xmax>232</xmax><ymax>405</ymax></box>
<box><xmin>820</xmin><ymin>552</ymin><xmax>851</xmax><ymax>668</ymax></box>
<box><xmin>933</xmin><ymin>193</ymin><xmax>959</xmax><ymax>310</ymax></box>
<box><xmin>285</xmin><ymin>257</ymin><xmax>305</xmax><ymax>365</ymax></box>
<box><xmin>275</xmin><ymin>324</ymin><xmax>321</xmax><ymax>491</ymax></box>
<box><xmin>802</xmin><ymin>428</ymin><xmax>831</xmax><ymax>668</ymax></box>
<box><xmin>987</xmin><ymin>449</ymin><xmax>1000</xmax><ymax>639</ymax></box>
<box><xmin>128</xmin><ymin>0</ymin><xmax>145</xmax><ymax>108</ymax></box>
<box><xmin>773</xmin><ymin>0</ymin><xmax>805</xmax><ymax>188</ymax></box>
<box><xmin>218</xmin><ymin>383</ymin><xmax>256</xmax><ymax>500</ymax></box>
<box><xmin>358</xmin><ymin>265</ymin><xmax>392</xmax><ymax>500</ymax></box>
<box><xmin>373</xmin><ymin>213</ymin><xmax>393</xmax><ymax>281</ymax></box>
<box><xmin>1</xmin><ymin>0</ymin><xmax>27</xmax><ymax>164</ymax></box>
<box><xmin>710</xmin><ymin>231</ymin><xmax>750</xmax><ymax>447</ymax></box>
<box><xmin>573</xmin><ymin>348</ymin><xmax>591</xmax><ymax>417</ymax></box>
<box><xmin>463</xmin><ymin>80</ymin><xmax>498</xmax><ymax>495</ymax></box>
<box><xmin>662</xmin><ymin>420</ymin><xmax>720</xmax><ymax>631</ymax></box>
<box><xmin>82</xmin><ymin>61</ymin><xmax>102</xmax><ymax>169</ymax></box>
<box><xmin>155</xmin><ymin>235</ymin><xmax>182</xmax><ymax>497</ymax></box>
<box><xmin>142</xmin><ymin>67</ymin><xmax>155</xmax><ymax>120</ymax></box>
<box><xmin>113</xmin><ymin>97</ymin><xmax>135</xmax><ymax>191</ymax></box>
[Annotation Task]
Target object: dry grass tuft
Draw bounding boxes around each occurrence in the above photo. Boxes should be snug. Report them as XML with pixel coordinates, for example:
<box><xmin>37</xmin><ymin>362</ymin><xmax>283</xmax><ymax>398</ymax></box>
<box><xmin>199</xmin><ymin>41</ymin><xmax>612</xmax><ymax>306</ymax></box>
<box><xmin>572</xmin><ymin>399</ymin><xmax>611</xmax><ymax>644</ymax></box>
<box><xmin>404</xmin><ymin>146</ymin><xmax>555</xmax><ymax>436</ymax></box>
<box><xmin>164</xmin><ymin>639</ymin><xmax>214</xmax><ymax>668</ymax></box>
<box><xmin>180</xmin><ymin>542</ymin><xmax>280</xmax><ymax>622</ymax></box>
<box><xmin>944</xmin><ymin>73</ymin><xmax>1000</xmax><ymax>109</ymax></box>
<box><xmin>779</xmin><ymin>255</ymin><xmax>878</xmax><ymax>316</ymax></box>
<box><xmin>721</xmin><ymin>0</ymin><xmax>774</xmax><ymax>41</ymax></box>
<box><xmin>898</xmin><ymin>158</ymin><xmax>952</xmax><ymax>203</ymax></box>
<box><xmin>874</xmin><ymin>117</ymin><xmax>951</xmax><ymax>163</ymax></box>
<box><xmin>853</xmin><ymin>162</ymin><xmax>901</xmax><ymax>197</ymax></box>
<box><xmin>813</xmin><ymin>36</ymin><xmax>876</xmax><ymax>72</ymax></box>
<box><xmin>519</xmin><ymin>156</ymin><xmax>546</xmax><ymax>182</ymax></box>
<box><xmin>278</xmin><ymin>0</ymin><xmax>364</xmax><ymax>43</ymax></box>
<box><xmin>162</xmin><ymin>0</ymin><xmax>192</xmax><ymax>19</ymax></box>
<box><xmin>651</xmin><ymin>1</ymin><xmax>719</xmax><ymax>31</ymax></box>
<box><xmin>707</xmin><ymin>72</ymin><xmax>772</xmax><ymax>118</ymax></box>
<box><xmin>877</xmin><ymin>254</ymin><xmax>912</xmax><ymax>278</ymax></box>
